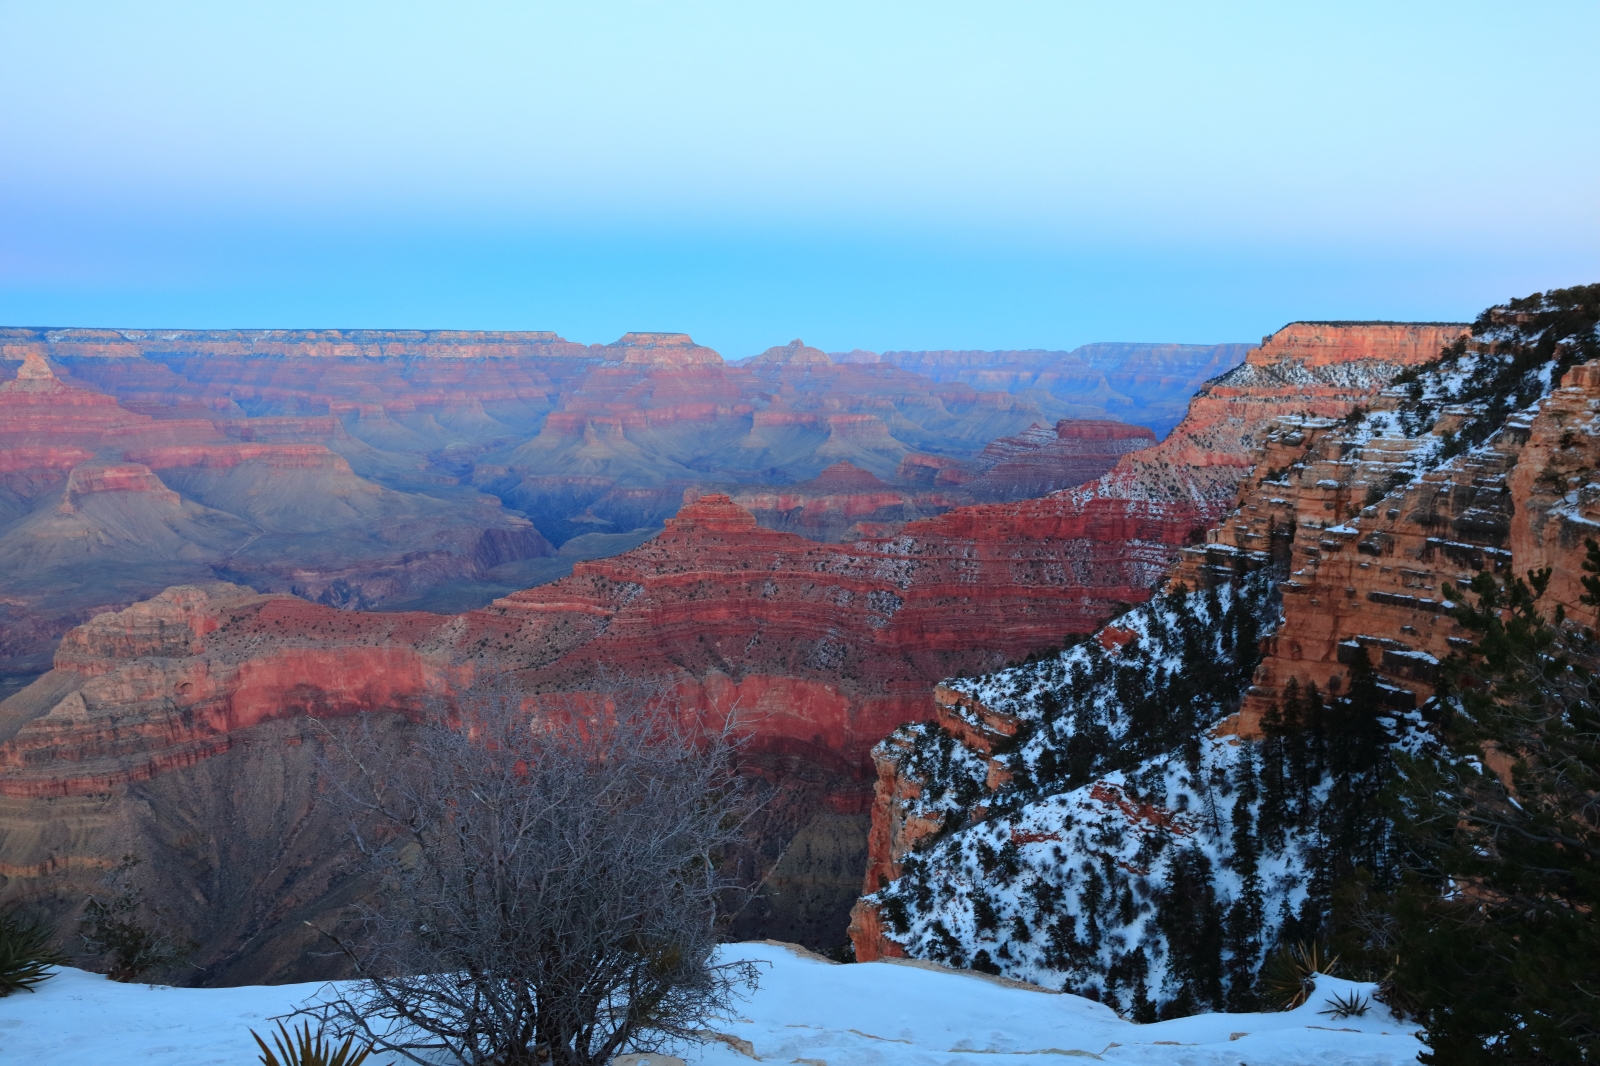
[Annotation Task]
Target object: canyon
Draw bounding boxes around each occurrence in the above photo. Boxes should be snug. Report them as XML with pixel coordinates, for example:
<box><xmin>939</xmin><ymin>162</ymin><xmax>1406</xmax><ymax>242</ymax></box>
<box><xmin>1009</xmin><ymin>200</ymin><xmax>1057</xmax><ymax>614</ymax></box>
<box><xmin>0</xmin><ymin>320</ymin><xmax>1457</xmax><ymax>978</ymax></box>
<box><xmin>1</xmin><ymin>329</ymin><xmax>1205</xmax><ymax>696</ymax></box>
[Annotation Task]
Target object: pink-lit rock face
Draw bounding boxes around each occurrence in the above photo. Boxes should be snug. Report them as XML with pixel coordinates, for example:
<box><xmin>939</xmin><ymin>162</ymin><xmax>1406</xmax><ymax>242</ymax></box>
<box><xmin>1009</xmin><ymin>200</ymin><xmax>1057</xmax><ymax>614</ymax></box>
<box><xmin>1166</xmin><ymin>357</ymin><xmax>1600</xmax><ymax>738</ymax></box>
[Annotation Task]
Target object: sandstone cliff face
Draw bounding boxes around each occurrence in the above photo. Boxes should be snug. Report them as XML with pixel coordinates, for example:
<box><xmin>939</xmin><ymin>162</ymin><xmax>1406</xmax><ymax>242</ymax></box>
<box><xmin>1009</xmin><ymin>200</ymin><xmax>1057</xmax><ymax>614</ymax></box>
<box><xmin>1169</xmin><ymin>358</ymin><xmax>1600</xmax><ymax>736</ymax></box>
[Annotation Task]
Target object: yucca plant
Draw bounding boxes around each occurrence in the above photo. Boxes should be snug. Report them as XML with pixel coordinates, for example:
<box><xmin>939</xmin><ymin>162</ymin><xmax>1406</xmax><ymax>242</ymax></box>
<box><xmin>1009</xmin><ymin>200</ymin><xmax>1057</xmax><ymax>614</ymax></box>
<box><xmin>0</xmin><ymin>912</ymin><xmax>67</xmax><ymax>996</ymax></box>
<box><xmin>251</xmin><ymin>1020</ymin><xmax>372</xmax><ymax>1066</ymax></box>
<box><xmin>1319</xmin><ymin>989</ymin><xmax>1371</xmax><ymax>1019</ymax></box>
<box><xmin>1262</xmin><ymin>940</ymin><xmax>1340</xmax><ymax>1010</ymax></box>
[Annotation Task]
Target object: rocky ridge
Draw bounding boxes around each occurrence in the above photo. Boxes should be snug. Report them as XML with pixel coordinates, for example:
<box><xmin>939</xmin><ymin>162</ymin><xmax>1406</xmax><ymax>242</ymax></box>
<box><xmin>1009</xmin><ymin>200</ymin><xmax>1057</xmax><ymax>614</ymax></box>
<box><xmin>844</xmin><ymin>309</ymin><xmax>1598</xmax><ymax>1014</ymax></box>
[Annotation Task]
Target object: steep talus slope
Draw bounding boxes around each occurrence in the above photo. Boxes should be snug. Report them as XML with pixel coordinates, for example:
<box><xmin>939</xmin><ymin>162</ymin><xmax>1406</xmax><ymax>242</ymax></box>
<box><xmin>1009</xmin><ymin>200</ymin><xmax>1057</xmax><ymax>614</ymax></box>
<box><xmin>846</xmin><ymin>312</ymin><xmax>1597</xmax><ymax>1015</ymax></box>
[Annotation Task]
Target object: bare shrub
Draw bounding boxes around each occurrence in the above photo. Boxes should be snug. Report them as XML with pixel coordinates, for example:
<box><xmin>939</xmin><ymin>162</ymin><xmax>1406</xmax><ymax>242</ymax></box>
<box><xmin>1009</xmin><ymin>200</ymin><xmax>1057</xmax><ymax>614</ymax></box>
<box><xmin>306</xmin><ymin>677</ymin><xmax>759</xmax><ymax>1066</ymax></box>
<box><xmin>78</xmin><ymin>855</ymin><xmax>193</xmax><ymax>983</ymax></box>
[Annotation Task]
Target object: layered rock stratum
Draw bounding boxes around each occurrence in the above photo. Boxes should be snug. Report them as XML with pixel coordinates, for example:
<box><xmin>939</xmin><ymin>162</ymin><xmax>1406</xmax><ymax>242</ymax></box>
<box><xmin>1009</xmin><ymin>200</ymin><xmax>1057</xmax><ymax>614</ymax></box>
<box><xmin>2</xmin><ymin>329</ymin><xmax>1149</xmax><ymax>690</ymax></box>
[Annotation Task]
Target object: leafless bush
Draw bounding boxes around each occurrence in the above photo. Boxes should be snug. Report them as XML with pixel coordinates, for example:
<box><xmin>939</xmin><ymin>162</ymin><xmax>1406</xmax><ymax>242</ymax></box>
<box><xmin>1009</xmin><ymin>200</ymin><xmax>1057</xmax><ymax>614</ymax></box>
<box><xmin>305</xmin><ymin>677</ymin><xmax>759</xmax><ymax>1066</ymax></box>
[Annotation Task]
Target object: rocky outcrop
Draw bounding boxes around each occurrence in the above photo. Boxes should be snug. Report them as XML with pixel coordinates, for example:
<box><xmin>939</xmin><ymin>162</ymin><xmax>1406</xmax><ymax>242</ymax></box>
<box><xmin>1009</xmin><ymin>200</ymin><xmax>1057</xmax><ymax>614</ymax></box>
<box><xmin>960</xmin><ymin>420</ymin><xmax>1156</xmax><ymax>501</ymax></box>
<box><xmin>1211</xmin><ymin>360</ymin><xmax>1600</xmax><ymax>735</ymax></box>
<box><xmin>1507</xmin><ymin>362</ymin><xmax>1600</xmax><ymax>617</ymax></box>
<box><xmin>0</xmin><ymin>584</ymin><xmax>462</xmax><ymax>799</ymax></box>
<box><xmin>744</xmin><ymin>338</ymin><xmax>833</xmax><ymax>366</ymax></box>
<box><xmin>844</xmin><ymin>323</ymin><xmax>1471</xmax><ymax>963</ymax></box>
<box><xmin>603</xmin><ymin>331</ymin><xmax>724</xmax><ymax>367</ymax></box>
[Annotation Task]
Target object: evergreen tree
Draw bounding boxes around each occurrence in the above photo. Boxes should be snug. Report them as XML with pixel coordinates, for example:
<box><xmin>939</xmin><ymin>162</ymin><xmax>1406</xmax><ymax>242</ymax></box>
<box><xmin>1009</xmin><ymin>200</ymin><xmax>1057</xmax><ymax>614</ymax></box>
<box><xmin>1388</xmin><ymin>563</ymin><xmax>1600</xmax><ymax>1063</ymax></box>
<box><xmin>1155</xmin><ymin>848</ymin><xmax>1225</xmax><ymax>1014</ymax></box>
<box><xmin>1225</xmin><ymin>742</ymin><xmax>1265</xmax><ymax>1010</ymax></box>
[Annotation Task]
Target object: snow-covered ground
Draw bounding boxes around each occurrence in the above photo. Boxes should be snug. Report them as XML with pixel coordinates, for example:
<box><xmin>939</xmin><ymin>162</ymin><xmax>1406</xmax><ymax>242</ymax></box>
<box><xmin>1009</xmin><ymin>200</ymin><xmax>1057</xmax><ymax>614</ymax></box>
<box><xmin>3</xmin><ymin>943</ymin><xmax>1423</xmax><ymax>1065</ymax></box>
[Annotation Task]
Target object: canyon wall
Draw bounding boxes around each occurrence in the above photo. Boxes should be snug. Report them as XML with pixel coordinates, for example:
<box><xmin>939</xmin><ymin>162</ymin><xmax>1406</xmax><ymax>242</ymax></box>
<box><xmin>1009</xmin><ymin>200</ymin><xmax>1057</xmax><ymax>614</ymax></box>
<box><xmin>0</xmin><ymin>481</ymin><xmax>1181</xmax><ymax>974</ymax></box>
<box><xmin>1175</xmin><ymin>359</ymin><xmax>1600</xmax><ymax>736</ymax></box>
<box><xmin>0</xmin><ymin>356</ymin><xmax>549</xmax><ymax>692</ymax></box>
<box><xmin>846</xmin><ymin>326</ymin><xmax>1600</xmax><ymax>974</ymax></box>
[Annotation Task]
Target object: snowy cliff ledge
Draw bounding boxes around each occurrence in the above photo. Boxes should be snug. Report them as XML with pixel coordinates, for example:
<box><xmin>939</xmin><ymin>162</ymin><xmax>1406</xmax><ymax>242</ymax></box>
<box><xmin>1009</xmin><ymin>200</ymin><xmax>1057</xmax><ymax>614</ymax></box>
<box><xmin>3</xmin><ymin>942</ymin><xmax>1423</xmax><ymax>1065</ymax></box>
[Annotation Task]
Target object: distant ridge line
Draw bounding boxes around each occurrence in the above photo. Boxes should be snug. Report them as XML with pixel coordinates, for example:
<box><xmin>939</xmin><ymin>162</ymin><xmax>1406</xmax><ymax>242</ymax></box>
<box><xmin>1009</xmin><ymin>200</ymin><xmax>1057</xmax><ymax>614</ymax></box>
<box><xmin>1282</xmin><ymin>320</ymin><xmax>1471</xmax><ymax>327</ymax></box>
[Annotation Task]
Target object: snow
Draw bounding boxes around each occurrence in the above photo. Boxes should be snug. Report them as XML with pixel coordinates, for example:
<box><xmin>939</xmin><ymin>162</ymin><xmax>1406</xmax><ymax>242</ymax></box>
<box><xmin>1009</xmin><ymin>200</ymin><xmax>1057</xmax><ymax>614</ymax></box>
<box><xmin>1</xmin><ymin>947</ymin><xmax>1426</xmax><ymax>1065</ymax></box>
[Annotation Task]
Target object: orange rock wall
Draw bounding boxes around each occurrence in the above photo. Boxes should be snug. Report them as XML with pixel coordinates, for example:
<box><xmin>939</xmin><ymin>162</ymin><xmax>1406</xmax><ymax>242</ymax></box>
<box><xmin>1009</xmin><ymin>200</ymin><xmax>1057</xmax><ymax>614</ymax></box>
<box><xmin>1204</xmin><ymin>362</ymin><xmax>1600</xmax><ymax>735</ymax></box>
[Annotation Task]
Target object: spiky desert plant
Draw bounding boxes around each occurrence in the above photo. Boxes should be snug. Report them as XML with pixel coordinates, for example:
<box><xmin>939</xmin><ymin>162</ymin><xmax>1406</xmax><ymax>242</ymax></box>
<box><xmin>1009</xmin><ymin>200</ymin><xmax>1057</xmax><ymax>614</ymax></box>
<box><xmin>1262</xmin><ymin>940</ymin><xmax>1340</xmax><ymax>1010</ymax></box>
<box><xmin>252</xmin><ymin>1020</ymin><xmax>372</xmax><ymax>1066</ymax></box>
<box><xmin>1319</xmin><ymin>989</ymin><xmax>1371</xmax><ymax>1019</ymax></box>
<box><xmin>0</xmin><ymin>912</ymin><xmax>67</xmax><ymax>996</ymax></box>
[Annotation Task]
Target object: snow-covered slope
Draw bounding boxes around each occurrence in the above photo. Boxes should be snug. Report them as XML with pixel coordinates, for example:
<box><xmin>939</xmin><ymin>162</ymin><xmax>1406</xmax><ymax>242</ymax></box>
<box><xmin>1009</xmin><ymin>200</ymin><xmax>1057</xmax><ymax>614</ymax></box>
<box><xmin>1</xmin><ymin>944</ymin><xmax>1425</xmax><ymax>1065</ymax></box>
<box><xmin>852</xmin><ymin>305</ymin><xmax>1595</xmax><ymax>1019</ymax></box>
<box><xmin>859</xmin><ymin>577</ymin><xmax>1365</xmax><ymax>1015</ymax></box>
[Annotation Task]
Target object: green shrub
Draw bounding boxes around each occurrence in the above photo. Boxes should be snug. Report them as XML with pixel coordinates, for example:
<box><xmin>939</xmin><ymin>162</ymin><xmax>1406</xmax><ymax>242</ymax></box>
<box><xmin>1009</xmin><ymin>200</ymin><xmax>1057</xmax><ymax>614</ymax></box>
<box><xmin>251</xmin><ymin>1020</ymin><xmax>372</xmax><ymax>1066</ymax></box>
<box><xmin>0</xmin><ymin>911</ymin><xmax>67</xmax><ymax>996</ymax></box>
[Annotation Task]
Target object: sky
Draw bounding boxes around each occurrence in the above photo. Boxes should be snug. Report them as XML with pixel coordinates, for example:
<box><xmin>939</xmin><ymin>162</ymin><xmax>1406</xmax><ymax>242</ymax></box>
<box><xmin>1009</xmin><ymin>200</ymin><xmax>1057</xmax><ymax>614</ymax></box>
<box><xmin>1</xmin><ymin>1</ymin><xmax>1595</xmax><ymax>357</ymax></box>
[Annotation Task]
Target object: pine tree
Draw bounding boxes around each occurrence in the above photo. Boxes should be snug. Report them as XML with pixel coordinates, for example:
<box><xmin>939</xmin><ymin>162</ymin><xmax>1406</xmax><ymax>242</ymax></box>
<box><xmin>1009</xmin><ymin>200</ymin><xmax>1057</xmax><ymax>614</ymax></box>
<box><xmin>1389</xmin><ymin>565</ymin><xmax>1600</xmax><ymax>1063</ymax></box>
<box><xmin>1155</xmin><ymin>848</ymin><xmax>1225</xmax><ymax>1014</ymax></box>
<box><xmin>1225</xmin><ymin>742</ymin><xmax>1265</xmax><ymax>1009</ymax></box>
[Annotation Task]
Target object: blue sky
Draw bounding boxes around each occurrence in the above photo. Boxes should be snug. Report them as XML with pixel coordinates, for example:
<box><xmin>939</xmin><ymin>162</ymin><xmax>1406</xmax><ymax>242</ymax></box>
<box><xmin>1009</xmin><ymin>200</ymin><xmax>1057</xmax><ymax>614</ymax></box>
<box><xmin>1</xmin><ymin>1</ymin><xmax>1595</xmax><ymax>356</ymax></box>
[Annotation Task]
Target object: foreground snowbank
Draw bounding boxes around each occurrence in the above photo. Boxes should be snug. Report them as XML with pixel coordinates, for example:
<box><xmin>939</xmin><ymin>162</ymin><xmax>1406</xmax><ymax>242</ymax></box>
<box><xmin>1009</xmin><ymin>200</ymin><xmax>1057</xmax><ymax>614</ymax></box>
<box><xmin>2</xmin><ymin>942</ymin><xmax>1422</xmax><ymax>1064</ymax></box>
